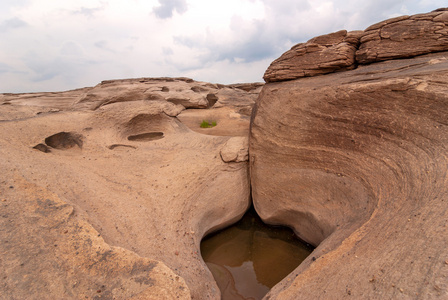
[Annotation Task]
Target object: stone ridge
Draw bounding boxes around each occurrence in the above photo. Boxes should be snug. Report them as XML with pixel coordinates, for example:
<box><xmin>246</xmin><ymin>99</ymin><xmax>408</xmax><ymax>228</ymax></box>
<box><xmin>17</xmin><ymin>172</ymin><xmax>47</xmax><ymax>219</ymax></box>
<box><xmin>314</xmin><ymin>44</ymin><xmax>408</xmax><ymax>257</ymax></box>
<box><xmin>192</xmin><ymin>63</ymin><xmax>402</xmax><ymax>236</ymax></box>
<box><xmin>263</xmin><ymin>30</ymin><xmax>362</xmax><ymax>82</ymax></box>
<box><xmin>264</xmin><ymin>8</ymin><xmax>448</xmax><ymax>83</ymax></box>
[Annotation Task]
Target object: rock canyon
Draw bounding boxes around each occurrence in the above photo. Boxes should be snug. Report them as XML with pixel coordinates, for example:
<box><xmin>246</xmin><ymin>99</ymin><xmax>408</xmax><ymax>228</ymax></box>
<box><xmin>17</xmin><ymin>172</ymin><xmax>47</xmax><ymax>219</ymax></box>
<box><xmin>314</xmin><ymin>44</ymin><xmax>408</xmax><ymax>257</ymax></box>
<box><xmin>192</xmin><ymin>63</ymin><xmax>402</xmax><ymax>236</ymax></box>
<box><xmin>1</xmin><ymin>8</ymin><xmax>448</xmax><ymax>300</ymax></box>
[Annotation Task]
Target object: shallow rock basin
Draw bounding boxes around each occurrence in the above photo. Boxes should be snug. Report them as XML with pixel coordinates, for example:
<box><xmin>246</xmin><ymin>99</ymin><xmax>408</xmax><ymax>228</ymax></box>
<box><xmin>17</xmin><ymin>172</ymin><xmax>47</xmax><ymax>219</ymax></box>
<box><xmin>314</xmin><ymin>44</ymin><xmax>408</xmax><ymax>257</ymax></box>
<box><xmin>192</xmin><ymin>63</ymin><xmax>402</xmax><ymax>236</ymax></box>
<box><xmin>201</xmin><ymin>207</ymin><xmax>313</xmax><ymax>300</ymax></box>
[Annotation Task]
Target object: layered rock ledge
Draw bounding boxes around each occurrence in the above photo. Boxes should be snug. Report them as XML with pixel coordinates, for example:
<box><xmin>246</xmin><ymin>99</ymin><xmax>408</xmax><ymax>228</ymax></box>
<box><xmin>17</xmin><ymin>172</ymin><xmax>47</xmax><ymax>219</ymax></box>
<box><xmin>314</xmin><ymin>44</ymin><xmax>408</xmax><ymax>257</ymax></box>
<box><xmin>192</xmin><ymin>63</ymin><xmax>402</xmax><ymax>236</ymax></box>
<box><xmin>251</xmin><ymin>9</ymin><xmax>448</xmax><ymax>300</ymax></box>
<box><xmin>264</xmin><ymin>8</ymin><xmax>448</xmax><ymax>83</ymax></box>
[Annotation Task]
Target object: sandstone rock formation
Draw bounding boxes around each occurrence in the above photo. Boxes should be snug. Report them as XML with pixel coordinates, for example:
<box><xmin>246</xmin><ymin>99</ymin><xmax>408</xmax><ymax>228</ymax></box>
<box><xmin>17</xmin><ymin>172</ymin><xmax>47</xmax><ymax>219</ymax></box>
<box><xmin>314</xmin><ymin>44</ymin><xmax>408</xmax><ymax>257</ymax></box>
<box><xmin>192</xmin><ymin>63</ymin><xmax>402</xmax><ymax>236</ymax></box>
<box><xmin>264</xmin><ymin>8</ymin><xmax>448</xmax><ymax>83</ymax></box>
<box><xmin>357</xmin><ymin>8</ymin><xmax>448</xmax><ymax>64</ymax></box>
<box><xmin>251</xmin><ymin>9</ymin><xmax>448</xmax><ymax>300</ymax></box>
<box><xmin>0</xmin><ymin>77</ymin><xmax>259</xmax><ymax>299</ymax></box>
<box><xmin>3</xmin><ymin>7</ymin><xmax>448</xmax><ymax>300</ymax></box>
<box><xmin>263</xmin><ymin>30</ymin><xmax>362</xmax><ymax>82</ymax></box>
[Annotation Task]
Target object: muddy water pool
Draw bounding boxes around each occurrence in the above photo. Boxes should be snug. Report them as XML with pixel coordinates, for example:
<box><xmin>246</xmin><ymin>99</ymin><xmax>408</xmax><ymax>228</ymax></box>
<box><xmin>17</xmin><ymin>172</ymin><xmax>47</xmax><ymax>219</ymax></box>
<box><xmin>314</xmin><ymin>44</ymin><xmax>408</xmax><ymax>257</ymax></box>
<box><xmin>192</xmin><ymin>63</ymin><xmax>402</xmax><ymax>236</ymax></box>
<box><xmin>201</xmin><ymin>207</ymin><xmax>313</xmax><ymax>300</ymax></box>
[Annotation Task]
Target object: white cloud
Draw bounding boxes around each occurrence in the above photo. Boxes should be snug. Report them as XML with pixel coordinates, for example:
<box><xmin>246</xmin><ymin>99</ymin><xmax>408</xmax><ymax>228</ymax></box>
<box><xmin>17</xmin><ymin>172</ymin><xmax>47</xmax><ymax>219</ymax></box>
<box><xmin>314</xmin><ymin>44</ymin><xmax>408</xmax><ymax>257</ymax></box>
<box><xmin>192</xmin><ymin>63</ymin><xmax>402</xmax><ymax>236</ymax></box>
<box><xmin>0</xmin><ymin>0</ymin><xmax>445</xmax><ymax>92</ymax></box>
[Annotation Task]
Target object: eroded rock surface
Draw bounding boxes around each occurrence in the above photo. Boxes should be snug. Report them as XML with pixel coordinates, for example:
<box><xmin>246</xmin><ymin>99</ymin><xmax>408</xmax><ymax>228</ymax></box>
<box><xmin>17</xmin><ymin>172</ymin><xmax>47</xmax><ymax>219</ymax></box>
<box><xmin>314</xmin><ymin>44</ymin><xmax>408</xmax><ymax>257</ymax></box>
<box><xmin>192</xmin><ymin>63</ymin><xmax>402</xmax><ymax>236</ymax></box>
<box><xmin>70</xmin><ymin>77</ymin><xmax>262</xmax><ymax>112</ymax></box>
<box><xmin>0</xmin><ymin>77</ymin><xmax>258</xmax><ymax>299</ymax></box>
<box><xmin>252</xmin><ymin>48</ymin><xmax>448</xmax><ymax>299</ymax></box>
<box><xmin>357</xmin><ymin>8</ymin><xmax>448</xmax><ymax>63</ymax></box>
<box><xmin>265</xmin><ymin>8</ymin><xmax>448</xmax><ymax>83</ymax></box>
<box><xmin>0</xmin><ymin>174</ymin><xmax>190</xmax><ymax>299</ymax></box>
<box><xmin>220</xmin><ymin>137</ymin><xmax>249</xmax><ymax>163</ymax></box>
<box><xmin>264</xmin><ymin>30</ymin><xmax>362</xmax><ymax>83</ymax></box>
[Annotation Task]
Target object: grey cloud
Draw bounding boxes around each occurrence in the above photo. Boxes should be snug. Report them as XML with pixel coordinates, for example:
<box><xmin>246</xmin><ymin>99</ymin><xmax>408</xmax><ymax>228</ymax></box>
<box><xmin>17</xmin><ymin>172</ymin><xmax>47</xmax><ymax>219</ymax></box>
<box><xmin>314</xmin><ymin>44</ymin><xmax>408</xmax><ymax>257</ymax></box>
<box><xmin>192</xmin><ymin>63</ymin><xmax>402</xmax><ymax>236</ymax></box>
<box><xmin>0</xmin><ymin>17</ymin><xmax>27</xmax><ymax>32</ymax></box>
<box><xmin>172</xmin><ymin>0</ymin><xmax>437</xmax><ymax>72</ymax></box>
<box><xmin>153</xmin><ymin>0</ymin><xmax>188</xmax><ymax>19</ymax></box>
<box><xmin>162</xmin><ymin>47</ymin><xmax>174</xmax><ymax>55</ymax></box>
<box><xmin>72</xmin><ymin>5</ymin><xmax>105</xmax><ymax>18</ymax></box>
<box><xmin>171</xmin><ymin>0</ymin><xmax>347</xmax><ymax>70</ymax></box>
<box><xmin>94</xmin><ymin>40</ymin><xmax>117</xmax><ymax>53</ymax></box>
<box><xmin>174</xmin><ymin>21</ymin><xmax>280</xmax><ymax>64</ymax></box>
<box><xmin>94</xmin><ymin>40</ymin><xmax>107</xmax><ymax>49</ymax></box>
<box><xmin>0</xmin><ymin>0</ymin><xmax>28</xmax><ymax>14</ymax></box>
<box><xmin>60</xmin><ymin>41</ymin><xmax>84</xmax><ymax>56</ymax></box>
<box><xmin>0</xmin><ymin>62</ymin><xmax>12</xmax><ymax>74</ymax></box>
<box><xmin>172</xmin><ymin>10</ymin><xmax>312</xmax><ymax>69</ymax></box>
<box><xmin>22</xmin><ymin>49</ymin><xmax>100</xmax><ymax>84</ymax></box>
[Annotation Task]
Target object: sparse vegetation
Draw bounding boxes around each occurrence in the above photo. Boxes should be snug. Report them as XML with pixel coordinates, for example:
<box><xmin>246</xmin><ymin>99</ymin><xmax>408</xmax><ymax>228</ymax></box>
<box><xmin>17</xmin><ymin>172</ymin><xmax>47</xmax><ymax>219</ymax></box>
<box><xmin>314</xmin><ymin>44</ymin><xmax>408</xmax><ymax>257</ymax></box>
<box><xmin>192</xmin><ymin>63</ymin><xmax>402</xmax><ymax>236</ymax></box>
<box><xmin>200</xmin><ymin>120</ymin><xmax>217</xmax><ymax>128</ymax></box>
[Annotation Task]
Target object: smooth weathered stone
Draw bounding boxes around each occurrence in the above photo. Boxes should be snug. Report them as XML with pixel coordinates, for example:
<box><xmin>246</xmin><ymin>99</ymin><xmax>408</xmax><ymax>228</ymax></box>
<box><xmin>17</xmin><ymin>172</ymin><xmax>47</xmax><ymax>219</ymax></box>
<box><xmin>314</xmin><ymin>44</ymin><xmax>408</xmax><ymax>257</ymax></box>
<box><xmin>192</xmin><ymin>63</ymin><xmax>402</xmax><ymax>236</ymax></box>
<box><xmin>263</xmin><ymin>30</ymin><xmax>363</xmax><ymax>83</ymax></box>
<box><xmin>220</xmin><ymin>136</ymin><xmax>249</xmax><ymax>163</ymax></box>
<box><xmin>69</xmin><ymin>77</ymin><xmax>262</xmax><ymax>111</ymax></box>
<box><xmin>0</xmin><ymin>78</ymin><xmax>255</xmax><ymax>299</ymax></box>
<box><xmin>0</xmin><ymin>174</ymin><xmax>191</xmax><ymax>299</ymax></box>
<box><xmin>250</xmin><ymin>51</ymin><xmax>448</xmax><ymax>299</ymax></box>
<box><xmin>356</xmin><ymin>8</ymin><xmax>448</xmax><ymax>64</ymax></box>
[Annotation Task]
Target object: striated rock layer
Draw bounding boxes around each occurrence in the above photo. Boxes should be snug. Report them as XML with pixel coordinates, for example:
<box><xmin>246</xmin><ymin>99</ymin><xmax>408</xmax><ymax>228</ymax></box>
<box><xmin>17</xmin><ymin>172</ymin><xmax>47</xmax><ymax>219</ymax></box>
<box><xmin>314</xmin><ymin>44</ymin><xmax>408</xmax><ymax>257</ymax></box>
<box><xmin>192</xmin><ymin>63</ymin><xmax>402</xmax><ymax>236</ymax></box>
<box><xmin>0</xmin><ymin>77</ymin><xmax>259</xmax><ymax>299</ymax></box>
<box><xmin>264</xmin><ymin>8</ymin><xmax>448</xmax><ymax>83</ymax></box>
<box><xmin>251</xmin><ymin>32</ymin><xmax>448</xmax><ymax>300</ymax></box>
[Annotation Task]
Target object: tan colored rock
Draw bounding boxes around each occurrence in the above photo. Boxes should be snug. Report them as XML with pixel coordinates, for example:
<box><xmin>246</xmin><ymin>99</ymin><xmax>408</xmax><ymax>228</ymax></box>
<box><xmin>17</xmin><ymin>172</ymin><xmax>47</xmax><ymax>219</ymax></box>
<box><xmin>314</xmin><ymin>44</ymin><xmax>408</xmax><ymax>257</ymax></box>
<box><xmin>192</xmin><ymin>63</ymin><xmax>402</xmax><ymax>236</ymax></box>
<box><xmin>177</xmin><ymin>107</ymin><xmax>253</xmax><ymax>137</ymax></box>
<box><xmin>250</xmin><ymin>51</ymin><xmax>448</xmax><ymax>298</ymax></box>
<box><xmin>0</xmin><ymin>79</ymin><xmax>255</xmax><ymax>299</ymax></box>
<box><xmin>69</xmin><ymin>77</ymin><xmax>262</xmax><ymax>111</ymax></box>
<box><xmin>357</xmin><ymin>8</ymin><xmax>448</xmax><ymax>64</ymax></box>
<box><xmin>0</xmin><ymin>87</ymin><xmax>91</xmax><ymax>120</ymax></box>
<box><xmin>0</xmin><ymin>174</ymin><xmax>191</xmax><ymax>299</ymax></box>
<box><xmin>220</xmin><ymin>136</ymin><xmax>249</xmax><ymax>163</ymax></box>
<box><xmin>73</xmin><ymin>77</ymin><xmax>209</xmax><ymax>110</ymax></box>
<box><xmin>263</xmin><ymin>30</ymin><xmax>363</xmax><ymax>83</ymax></box>
<box><xmin>213</xmin><ymin>84</ymin><xmax>263</xmax><ymax>110</ymax></box>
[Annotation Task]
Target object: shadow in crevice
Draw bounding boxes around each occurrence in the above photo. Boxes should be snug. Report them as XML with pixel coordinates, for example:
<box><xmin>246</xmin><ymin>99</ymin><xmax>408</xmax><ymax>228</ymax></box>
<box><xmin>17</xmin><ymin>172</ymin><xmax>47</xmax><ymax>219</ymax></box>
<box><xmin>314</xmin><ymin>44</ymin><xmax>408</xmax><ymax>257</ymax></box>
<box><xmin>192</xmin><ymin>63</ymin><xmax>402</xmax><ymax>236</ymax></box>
<box><xmin>127</xmin><ymin>132</ymin><xmax>164</xmax><ymax>141</ymax></box>
<box><xmin>201</xmin><ymin>206</ymin><xmax>314</xmax><ymax>300</ymax></box>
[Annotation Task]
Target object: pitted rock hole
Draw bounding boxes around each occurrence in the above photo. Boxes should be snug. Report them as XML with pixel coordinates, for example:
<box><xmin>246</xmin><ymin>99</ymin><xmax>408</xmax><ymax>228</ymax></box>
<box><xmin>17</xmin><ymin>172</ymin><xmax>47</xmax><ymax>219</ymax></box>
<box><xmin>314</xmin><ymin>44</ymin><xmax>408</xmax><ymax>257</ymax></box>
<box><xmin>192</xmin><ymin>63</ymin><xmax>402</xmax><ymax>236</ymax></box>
<box><xmin>201</xmin><ymin>206</ymin><xmax>314</xmax><ymax>300</ymax></box>
<box><xmin>44</xmin><ymin>132</ymin><xmax>83</xmax><ymax>149</ymax></box>
<box><xmin>33</xmin><ymin>143</ymin><xmax>51</xmax><ymax>153</ymax></box>
<box><xmin>127</xmin><ymin>132</ymin><xmax>164</xmax><ymax>141</ymax></box>
<box><xmin>206</xmin><ymin>93</ymin><xmax>218</xmax><ymax>107</ymax></box>
<box><xmin>108</xmin><ymin>144</ymin><xmax>137</xmax><ymax>150</ymax></box>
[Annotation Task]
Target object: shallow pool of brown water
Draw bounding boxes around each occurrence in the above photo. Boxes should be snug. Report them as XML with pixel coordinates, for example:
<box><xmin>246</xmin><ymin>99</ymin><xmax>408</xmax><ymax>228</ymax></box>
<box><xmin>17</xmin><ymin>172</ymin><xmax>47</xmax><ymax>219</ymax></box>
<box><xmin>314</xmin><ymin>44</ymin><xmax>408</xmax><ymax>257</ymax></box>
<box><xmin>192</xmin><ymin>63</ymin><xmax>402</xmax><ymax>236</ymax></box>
<box><xmin>201</xmin><ymin>206</ymin><xmax>314</xmax><ymax>300</ymax></box>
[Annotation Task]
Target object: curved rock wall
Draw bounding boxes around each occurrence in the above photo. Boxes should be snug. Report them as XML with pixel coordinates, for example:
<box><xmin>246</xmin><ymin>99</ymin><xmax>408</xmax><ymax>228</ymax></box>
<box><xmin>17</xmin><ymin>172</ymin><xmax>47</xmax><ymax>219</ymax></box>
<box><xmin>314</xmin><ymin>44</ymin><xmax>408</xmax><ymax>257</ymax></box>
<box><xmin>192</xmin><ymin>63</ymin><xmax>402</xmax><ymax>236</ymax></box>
<box><xmin>251</xmin><ymin>9</ymin><xmax>448</xmax><ymax>299</ymax></box>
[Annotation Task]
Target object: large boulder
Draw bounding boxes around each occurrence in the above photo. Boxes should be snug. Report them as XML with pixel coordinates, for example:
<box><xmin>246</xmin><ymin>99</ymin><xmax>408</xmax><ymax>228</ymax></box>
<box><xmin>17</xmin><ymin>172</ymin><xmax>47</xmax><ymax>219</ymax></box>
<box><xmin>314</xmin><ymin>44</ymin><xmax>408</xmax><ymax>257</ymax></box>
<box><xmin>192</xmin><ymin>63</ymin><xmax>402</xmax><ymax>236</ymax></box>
<box><xmin>357</xmin><ymin>8</ymin><xmax>448</xmax><ymax>64</ymax></box>
<box><xmin>263</xmin><ymin>30</ymin><xmax>362</xmax><ymax>83</ymax></box>
<box><xmin>264</xmin><ymin>8</ymin><xmax>448</xmax><ymax>84</ymax></box>
<box><xmin>251</xmin><ymin>48</ymin><xmax>448</xmax><ymax>298</ymax></box>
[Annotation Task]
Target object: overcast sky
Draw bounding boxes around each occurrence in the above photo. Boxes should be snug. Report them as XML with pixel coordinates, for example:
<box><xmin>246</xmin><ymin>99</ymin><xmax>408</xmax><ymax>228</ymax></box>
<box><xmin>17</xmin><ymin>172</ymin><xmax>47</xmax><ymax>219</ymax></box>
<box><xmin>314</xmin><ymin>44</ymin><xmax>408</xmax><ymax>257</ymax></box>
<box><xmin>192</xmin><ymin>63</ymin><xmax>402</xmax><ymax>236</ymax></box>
<box><xmin>0</xmin><ymin>0</ymin><xmax>445</xmax><ymax>93</ymax></box>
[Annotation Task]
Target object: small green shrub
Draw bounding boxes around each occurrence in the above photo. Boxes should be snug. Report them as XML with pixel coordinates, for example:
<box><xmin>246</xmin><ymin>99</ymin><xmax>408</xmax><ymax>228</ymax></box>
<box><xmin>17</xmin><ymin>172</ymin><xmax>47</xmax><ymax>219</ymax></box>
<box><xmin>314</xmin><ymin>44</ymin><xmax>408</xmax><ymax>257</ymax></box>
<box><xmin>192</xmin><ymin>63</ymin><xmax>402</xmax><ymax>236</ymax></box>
<box><xmin>200</xmin><ymin>120</ymin><xmax>217</xmax><ymax>128</ymax></box>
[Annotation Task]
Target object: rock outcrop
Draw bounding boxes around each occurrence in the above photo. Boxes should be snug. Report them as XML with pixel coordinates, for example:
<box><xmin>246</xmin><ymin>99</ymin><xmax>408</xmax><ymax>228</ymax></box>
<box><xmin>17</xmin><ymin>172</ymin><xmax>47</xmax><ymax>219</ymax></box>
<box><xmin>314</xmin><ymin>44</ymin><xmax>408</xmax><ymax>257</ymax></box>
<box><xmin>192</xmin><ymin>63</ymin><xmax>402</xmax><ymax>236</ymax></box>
<box><xmin>251</xmin><ymin>9</ymin><xmax>448</xmax><ymax>300</ymax></box>
<box><xmin>263</xmin><ymin>30</ymin><xmax>362</xmax><ymax>82</ymax></box>
<box><xmin>0</xmin><ymin>174</ymin><xmax>191</xmax><ymax>299</ymax></box>
<box><xmin>0</xmin><ymin>77</ymin><xmax>257</xmax><ymax>299</ymax></box>
<box><xmin>357</xmin><ymin>8</ymin><xmax>448</xmax><ymax>63</ymax></box>
<box><xmin>264</xmin><ymin>8</ymin><xmax>448</xmax><ymax>83</ymax></box>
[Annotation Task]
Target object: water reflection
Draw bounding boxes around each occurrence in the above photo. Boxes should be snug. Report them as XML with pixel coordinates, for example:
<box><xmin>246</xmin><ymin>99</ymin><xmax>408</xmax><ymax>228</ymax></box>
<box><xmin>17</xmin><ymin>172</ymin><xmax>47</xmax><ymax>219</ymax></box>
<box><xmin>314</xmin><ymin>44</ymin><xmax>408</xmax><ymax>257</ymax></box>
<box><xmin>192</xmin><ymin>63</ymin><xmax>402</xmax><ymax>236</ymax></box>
<box><xmin>201</xmin><ymin>207</ymin><xmax>313</xmax><ymax>300</ymax></box>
